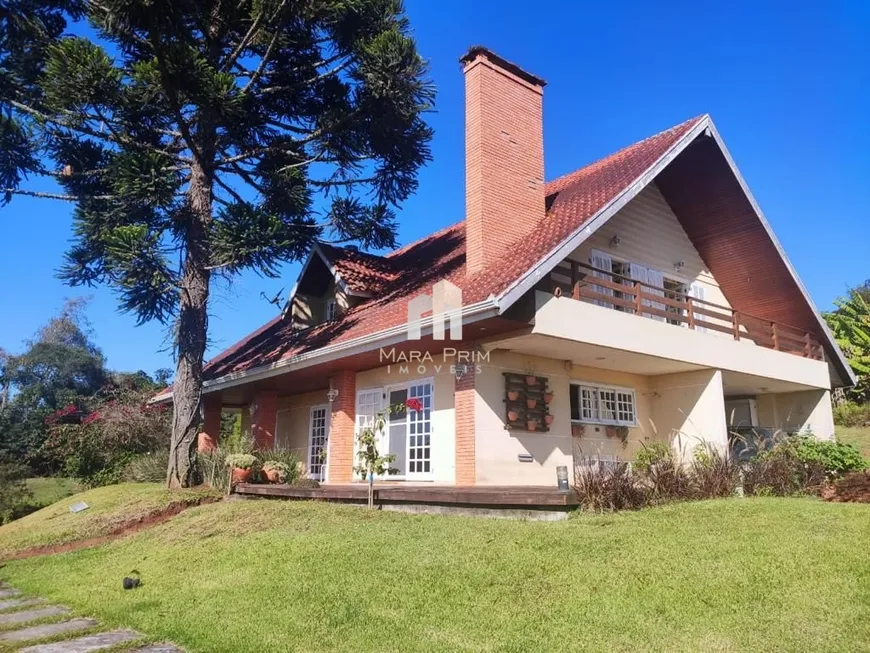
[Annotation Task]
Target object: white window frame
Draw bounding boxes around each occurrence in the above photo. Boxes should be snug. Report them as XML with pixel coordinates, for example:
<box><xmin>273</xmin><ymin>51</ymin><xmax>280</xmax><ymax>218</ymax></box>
<box><xmin>354</xmin><ymin>377</ymin><xmax>435</xmax><ymax>481</ymax></box>
<box><xmin>325</xmin><ymin>298</ymin><xmax>337</xmax><ymax>322</ymax></box>
<box><xmin>307</xmin><ymin>404</ymin><xmax>330</xmax><ymax>481</ymax></box>
<box><xmin>570</xmin><ymin>382</ymin><xmax>637</xmax><ymax>427</ymax></box>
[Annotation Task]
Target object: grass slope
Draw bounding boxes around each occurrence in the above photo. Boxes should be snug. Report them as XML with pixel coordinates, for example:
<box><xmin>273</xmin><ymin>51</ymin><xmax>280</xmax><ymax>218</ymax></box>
<box><xmin>838</xmin><ymin>426</ymin><xmax>870</xmax><ymax>459</ymax></box>
<box><xmin>2</xmin><ymin>496</ymin><xmax>869</xmax><ymax>652</ymax></box>
<box><xmin>0</xmin><ymin>483</ymin><xmax>216</xmax><ymax>557</ymax></box>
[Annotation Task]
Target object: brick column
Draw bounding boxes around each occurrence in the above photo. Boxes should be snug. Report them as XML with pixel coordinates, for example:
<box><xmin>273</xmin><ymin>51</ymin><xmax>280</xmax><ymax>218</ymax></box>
<box><xmin>454</xmin><ymin>365</ymin><xmax>477</xmax><ymax>486</ymax></box>
<box><xmin>197</xmin><ymin>394</ymin><xmax>222</xmax><ymax>452</ymax></box>
<box><xmin>251</xmin><ymin>390</ymin><xmax>278</xmax><ymax>450</ymax></box>
<box><xmin>326</xmin><ymin>370</ymin><xmax>356</xmax><ymax>483</ymax></box>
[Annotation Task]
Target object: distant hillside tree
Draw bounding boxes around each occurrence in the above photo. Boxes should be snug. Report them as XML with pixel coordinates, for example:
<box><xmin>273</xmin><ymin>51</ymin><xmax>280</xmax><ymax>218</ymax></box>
<box><xmin>825</xmin><ymin>283</ymin><xmax>870</xmax><ymax>403</ymax></box>
<box><xmin>0</xmin><ymin>1</ymin><xmax>434</xmax><ymax>486</ymax></box>
<box><xmin>0</xmin><ymin>298</ymin><xmax>108</xmax><ymax>471</ymax></box>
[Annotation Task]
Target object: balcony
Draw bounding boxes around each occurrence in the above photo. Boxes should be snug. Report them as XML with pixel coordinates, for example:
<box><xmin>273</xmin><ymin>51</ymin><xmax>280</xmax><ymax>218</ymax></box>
<box><xmin>546</xmin><ymin>261</ymin><xmax>824</xmax><ymax>362</ymax></box>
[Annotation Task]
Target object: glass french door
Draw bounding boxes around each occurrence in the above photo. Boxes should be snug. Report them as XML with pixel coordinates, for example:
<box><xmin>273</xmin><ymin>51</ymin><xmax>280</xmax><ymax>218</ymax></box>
<box><xmin>307</xmin><ymin>405</ymin><xmax>329</xmax><ymax>480</ymax></box>
<box><xmin>406</xmin><ymin>381</ymin><xmax>433</xmax><ymax>479</ymax></box>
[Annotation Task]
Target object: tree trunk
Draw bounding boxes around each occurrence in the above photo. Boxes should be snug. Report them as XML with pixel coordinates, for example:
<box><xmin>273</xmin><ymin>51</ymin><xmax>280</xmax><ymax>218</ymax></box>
<box><xmin>167</xmin><ymin>160</ymin><xmax>212</xmax><ymax>489</ymax></box>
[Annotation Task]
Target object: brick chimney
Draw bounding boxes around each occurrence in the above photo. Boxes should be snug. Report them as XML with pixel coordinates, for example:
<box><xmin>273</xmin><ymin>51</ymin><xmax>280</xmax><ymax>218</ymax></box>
<box><xmin>461</xmin><ymin>46</ymin><xmax>547</xmax><ymax>276</ymax></box>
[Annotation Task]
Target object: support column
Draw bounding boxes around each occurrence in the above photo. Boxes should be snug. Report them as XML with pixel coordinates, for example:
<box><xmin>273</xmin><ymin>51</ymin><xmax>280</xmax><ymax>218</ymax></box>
<box><xmin>650</xmin><ymin>369</ymin><xmax>728</xmax><ymax>461</ymax></box>
<box><xmin>326</xmin><ymin>370</ymin><xmax>356</xmax><ymax>483</ymax></box>
<box><xmin>197</xmin><ymin>395</ymin><xmax>222</xmax><ymax>452</ymax></box>
<box><xmin>455</xmin><ymin>365</ymin><xmax>477</xmax><ymax>486</ymax></box>
<box><xmin>251</xmin><ymin>390</ymin><xmax>278</xmax><ymax>450</ymax></box>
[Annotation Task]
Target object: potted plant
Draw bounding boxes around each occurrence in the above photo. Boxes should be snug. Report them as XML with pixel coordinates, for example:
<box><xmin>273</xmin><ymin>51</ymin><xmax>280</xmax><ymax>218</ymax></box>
<box><xmin>544</xmin><ymin>414</ymin><xmax>554</xmax><ymax>426</ymax></box>
<box><xmin>543</xmin><ymin>392</ymin><xmax>554</xmax><ymax>404</ymax></box>
<box><xmin>527</xmin><ymin>419</ymin><xmax>538</xmax><ymax>431</ymax></box>
<box><xmin>571</xmin><ymin>423</ymin><xmax>586</xmax><ymax>437</ymax></box>
<box><xmin>507</xmin><ymin>409</ymin><xmax>519</xmax><ymax>422</ymax></box>
<box><xmin>507</xmin><ymin>390</ymin><xmax>519</xmax><ymax>401</ymax></box>
<box><xmin>526</xmin><ymin>398</ymin><xmax>537</xmax><ymax>409</ymax></box>
<box><xmin>262</xmin><ymin>461</ymin><xmax>290</xmax><ymax>484</ymax></box>
<box><xmin>225</xmin><ymin>453</ymin><xmax>259</xmax><ymax>485</ymax></box>
<box><xmin>525</xmin><ymin>375</ymin><xmax>538</xmax><ymax>386</ymax></box>
<box><xmin>605</xmin><ymin>425</ymin><xmax>630</xmax><ymax>447</ymax></box>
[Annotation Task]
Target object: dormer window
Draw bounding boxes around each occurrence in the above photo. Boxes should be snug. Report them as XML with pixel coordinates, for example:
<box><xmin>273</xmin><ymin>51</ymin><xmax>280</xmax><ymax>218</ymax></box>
<box><xmin>325</xmin><ymin>299</ymin><xmax>337</xmax><ymax>322</ymax></box>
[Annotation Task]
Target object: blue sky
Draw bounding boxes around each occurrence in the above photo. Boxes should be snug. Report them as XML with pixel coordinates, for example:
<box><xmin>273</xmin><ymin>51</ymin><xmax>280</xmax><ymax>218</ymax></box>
<box><xmin>2</xmin><ymin>0</ymin><xmax>868</xmax><ymax>374</ymax></box>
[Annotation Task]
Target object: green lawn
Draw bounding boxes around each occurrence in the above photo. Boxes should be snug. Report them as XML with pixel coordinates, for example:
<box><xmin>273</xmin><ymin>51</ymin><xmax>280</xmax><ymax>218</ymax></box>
<box><xmin>1</xmin><ymin>492</ymin><xmax>869</xmax><ymax>652</ymax></box>
<box><xmin>24</xmin><ymin>477</ymin><xmax>81</xmax><ymax>507</ymax></box>
<box><xmin>838</xmin><ymin>426</ymin><xmax>870</xmax><ymax>459</ymax></box>
<box><xmin>0</xmin><ymin>483</ymin><xmax>217</xmax><ymax>557</ymax></box>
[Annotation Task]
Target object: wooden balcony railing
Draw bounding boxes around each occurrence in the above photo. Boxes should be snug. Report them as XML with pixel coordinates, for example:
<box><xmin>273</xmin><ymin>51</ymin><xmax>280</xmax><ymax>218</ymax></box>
<box><xmin>546</xmin><ymin>261</ymin><xmax>824</xmax><ymax>361</ymax></box>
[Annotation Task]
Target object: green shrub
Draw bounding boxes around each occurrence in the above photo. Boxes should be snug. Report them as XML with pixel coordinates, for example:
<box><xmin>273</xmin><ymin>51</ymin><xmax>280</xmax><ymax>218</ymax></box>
<box><xmin>792</xmin><ymin>438</ymin><xmax>868</xmax><ymax>478</ymax></box>
<box><xmin>0</xmin><ymin>463</ymin><xmax>33</xmax><ymax>524</ymax></box>
<box><xmin>262</xmin><ymin>461</ymin><xmax>291</xmax><ymax>483</ymax></box>
<box><xmin>291</xmin><ymin>478</ymin><xmax>321</xmax><ymax>489</ymax></box>
<box><xmin>122</xmin><ymin>451</ymin><xmax>170</xmax><ymax>483</ymax></box>
<box><xmin>743</xmin><ymin>442</ymin><xmax>827</xmax><ymax>496</ymax></box>
<box><xmin>254</xmin><ymin>448</ymin><xmax>301</xmax><ymax>484</ymax></box>
<box><xmin>832</xmin><ymin>401</ymin><xmax>870</xmax><ymax>427</ymax></box>
<box><xmin>225</xmin><ymin>453</ymin><xmax>259</xmax><ymax>470</ymax></box>
<box><xmin>632</xmin><ymin>443</ymin><xmax>693</xmax><ymax>504</ymax></box>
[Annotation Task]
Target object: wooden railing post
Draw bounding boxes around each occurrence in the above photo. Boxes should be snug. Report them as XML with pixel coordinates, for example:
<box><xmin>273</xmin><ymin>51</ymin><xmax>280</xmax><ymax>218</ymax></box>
<box><xmin>686</xmin><ymin>296</ymin><xmax>695</xmax><ymax>330</ymax></box>
<box><xmin>732</xmin><ymin>311</ymin><xmax>741</xmax><ymax>341</ymax></box>
<box><xmin>571</xmin><ymin>260</ymin><xmax>580</xmax><ymax>300</ymax></box>
<box><xmin>804</xmin><ymin>332</ymin><xmax>811</xmax><ymax>358</ymax></box>
<box><xmin>771</xmin><ymin>322</ymin><xmax>779</xmax><ymax>351</ymax></box>
<box><xmin>633</xmin><ymin>281</ymin><xmax>642</xmax><ymax>315</ymax></box>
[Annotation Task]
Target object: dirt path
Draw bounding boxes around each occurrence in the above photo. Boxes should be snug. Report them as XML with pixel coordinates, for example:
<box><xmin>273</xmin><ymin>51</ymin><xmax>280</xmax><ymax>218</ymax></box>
<box><xmin>2</xmin><ymin>497</ymin><xmax>221</xmax><ymax>562</ymax></box>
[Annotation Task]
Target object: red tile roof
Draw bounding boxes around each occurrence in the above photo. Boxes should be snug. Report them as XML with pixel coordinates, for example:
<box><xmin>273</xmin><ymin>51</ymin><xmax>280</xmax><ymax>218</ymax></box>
<box><xmin>198</xmin><ymin>116</ymin><xmax>704</xmax><ymax>383</ymax></box>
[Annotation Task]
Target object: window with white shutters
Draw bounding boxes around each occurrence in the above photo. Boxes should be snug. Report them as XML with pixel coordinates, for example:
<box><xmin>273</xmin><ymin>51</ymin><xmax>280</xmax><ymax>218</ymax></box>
<box><xmin>570</xmin><ymin>383</ymin><xmax>637</xmax><ymax>426</ymax></box>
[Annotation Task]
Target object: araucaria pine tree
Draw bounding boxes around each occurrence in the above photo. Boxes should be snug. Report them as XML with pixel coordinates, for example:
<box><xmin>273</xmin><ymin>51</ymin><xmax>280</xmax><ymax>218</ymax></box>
<box><xmin>0</xmin><ymin>1</ymin><xmax>434</xmax><ymax>487</ymax></box>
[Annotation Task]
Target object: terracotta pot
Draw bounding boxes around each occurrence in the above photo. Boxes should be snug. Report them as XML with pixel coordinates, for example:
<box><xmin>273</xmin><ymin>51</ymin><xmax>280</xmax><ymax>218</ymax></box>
<box><xmin>527</xmin><ymin>420</ymin><xmax>538</xmax><ymax>431</ymax></box>
<box><xmin>263</xmin><ymin>468</ymin><xmax>282</xmax><ymax>484</ymax></box>
<box><xmin>231</xmin><ymin>467</ymin><xmax>253</xmax><ymax>485</ymax></box>
<box><xmin>543</xmin><ymin>392</ymin><xmax>554</xmax><ymax>404</ymax></box>
<box><xmin>544</xmin><ymin>414</ymin><xmax>554</xmax><ymax>426</ymax></box>
<box><xmin>571</xmin><ymin>424</ymin><xmax>585</xmax><ymax>437</ymax></box>
<box><xmin>508</xmin><ymin>409</ymin><xmax>519</xmax><ymax>421</ymax></box>
<box><xmin>526</xmin><ymin>398</ymin><xmax>537</xmax><ymax>409</ymax></box>
<box><xmin>507</xmin><ymin>390</ymin><xmax>519</xmax><ymax>401</ymax></box>
<box><xmin>525</xmin><ymin>375</ymin><xmax>538</xmax><ymax>386</ymax></box>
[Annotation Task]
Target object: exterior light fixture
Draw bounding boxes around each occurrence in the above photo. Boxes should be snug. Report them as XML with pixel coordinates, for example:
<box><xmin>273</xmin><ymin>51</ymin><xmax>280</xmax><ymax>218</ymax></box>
<box><xmin>609</xmin><ymin>234</ymin><xmax>621</xmax><ymax>248</ymax></box>
<box><xmin>556</xmin><ymin>465</ymin><xmax>569</xmax><ymax>493</ymax></box>
<box><xmin>674</xmin><ymin>260</ymin><xmax>686</xmax><ymax>272</ymax></box>
<box><xmin>327</xmin><ymin>385</ymin><xmax>340</xmax><ymax>403</ymax></box>
<box><xmin>453</xmin><ymin>363</ymin><xmax>469</xmax><ymax>381</ymax></box>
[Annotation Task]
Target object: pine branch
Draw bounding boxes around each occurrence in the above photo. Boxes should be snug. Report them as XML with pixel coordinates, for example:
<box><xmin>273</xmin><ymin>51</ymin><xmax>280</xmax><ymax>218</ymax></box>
<box><xmin>241</xmin><ymin>4</ymin><xmax>287</xmax><ymax>93</ymax></box>
<box><xmin>2</xmin><ymin>188</ymin><xmax>115</xmax><ymax>201</ymax></box>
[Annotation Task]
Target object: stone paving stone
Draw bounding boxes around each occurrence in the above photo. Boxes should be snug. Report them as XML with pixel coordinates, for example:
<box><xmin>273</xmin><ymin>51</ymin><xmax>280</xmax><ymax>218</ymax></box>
<box><xmin>0</xmin><ymin>588</ymin><xmax>21</xmax><ymax>599</ymax></box>
<box><xmin>0</xmin><ymin>618</ymin><xmax>98</xmax><ymax>643</ymax></box>
<box><xmin>134</xmin><ymin>645</ymin><xmax>184</xmax><ymax>652</ymax></box>
<box><xmin>0</xmin><ymin>597</ymin><xmax>45</xmax><ymax>611</ymax></box>
<box><xmin>0</xmin><ymin>605</ymin><xmax>70</xmax><ymax>626</ymax></box>
<box><xmin>20</xmin><ymin>629</ymin><xmax>141</xmax><ymax>652</ymax></box>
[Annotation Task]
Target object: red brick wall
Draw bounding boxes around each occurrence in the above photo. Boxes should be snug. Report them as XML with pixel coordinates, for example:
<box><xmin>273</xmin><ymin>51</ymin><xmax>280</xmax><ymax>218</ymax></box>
<box><xmin>464</xmin><ymin>51</ymin><xmax>545</xmax><ymax>276</ymax></box>
<box><xmin>251</xmin><ymin>390</ymin><xmax>277</xmax><ymax>450</ymax></box>
<box><xmin>327</xmin><ymin>370</ymin><xmax>356</xmax><ymax>483</ymax></box>
<box><xmin>455</xmin><ymin>365</ymin><xmax>477</xmax><ymax>485</ymax></box>
<box><xmin>197</xmin><ymin>394</ymin><xmax>222</xmax><ymax>452</ymax></box>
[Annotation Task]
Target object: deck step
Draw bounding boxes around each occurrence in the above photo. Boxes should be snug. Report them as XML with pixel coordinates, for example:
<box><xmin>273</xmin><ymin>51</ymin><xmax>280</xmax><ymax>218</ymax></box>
<box><xmin>0</xmin><ymin>618</ymin><xmax>98</xmax><ymax>643</ymax></box>
<box><xmin>0</xmin><ymin>597</ymin><xmax>45</xmax><ymax>612</ymax></box>
<box><xmin>20</xmin><ymin>629</ymin><xmax>141</xmax><ymax>652</ymax></box>
<box><xmin>0</xmin><ymin>606</ymin><xmax>70</xmax><ymax>626</ymax></box>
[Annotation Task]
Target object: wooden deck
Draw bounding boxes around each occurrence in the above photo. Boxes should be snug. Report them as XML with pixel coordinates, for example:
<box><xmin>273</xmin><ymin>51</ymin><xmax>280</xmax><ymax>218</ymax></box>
<box><xmin>234</xmin><ymin>483</ymin><xmax>577</xmax><ymax>509</ymax></box>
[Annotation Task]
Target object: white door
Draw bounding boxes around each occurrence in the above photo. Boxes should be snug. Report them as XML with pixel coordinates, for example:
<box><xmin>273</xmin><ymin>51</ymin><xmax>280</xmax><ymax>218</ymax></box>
<box><xmin>406</xmin><ymin>380</ymin><xmax>433</xmax><ymax>479</ymax></box>
<box><xmin>355</xmin><ymin>388</ymin><xmax>385</xmax><ymax>480</ymax></box>
<box><xmin>307</xmin><ymin>405</ymin><xmax>330</xmax><ymax>481</ymax></box>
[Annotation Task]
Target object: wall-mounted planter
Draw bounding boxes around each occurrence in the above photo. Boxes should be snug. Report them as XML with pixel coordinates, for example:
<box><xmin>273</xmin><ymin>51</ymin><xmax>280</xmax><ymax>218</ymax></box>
<box><xmin>571</xmin><ymin>424</ymin><xmax>586</xmax><ymax>437</ymax></box>
<box><xmin>503</xmin><ymin>373</ymin><xmax>551</xmax><ymax>433</ymax></box>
